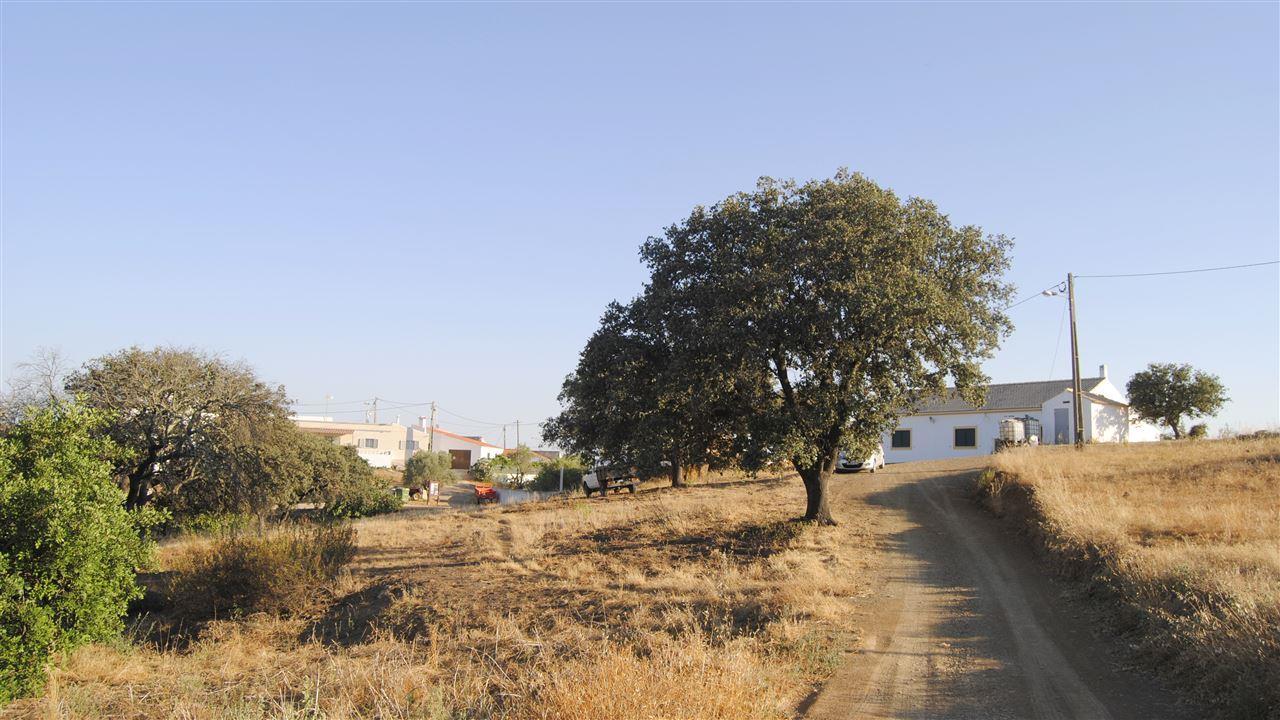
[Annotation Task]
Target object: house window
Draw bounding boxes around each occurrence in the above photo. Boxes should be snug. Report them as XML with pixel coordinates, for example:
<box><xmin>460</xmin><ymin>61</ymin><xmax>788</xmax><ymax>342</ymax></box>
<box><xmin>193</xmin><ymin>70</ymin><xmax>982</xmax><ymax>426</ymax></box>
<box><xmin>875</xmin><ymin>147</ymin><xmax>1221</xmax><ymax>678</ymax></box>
<box><xmin>954</xmin><ymin>427</ymin><xmax>977</xmax><ymax>448</ymax></box>
<box><xmin>891</xmin><ymin>429</ymin><xmax>911</xmax><ymax>449</ymax></box>
<box><xmin>398</xmin><ymin>440</ymin><xmax>418</xmax><ymax>450</ymax></box>
<box><xmin>361</xmin><ymin>438</ymin><xmax>379</xmax><ymax>449</ymax></box>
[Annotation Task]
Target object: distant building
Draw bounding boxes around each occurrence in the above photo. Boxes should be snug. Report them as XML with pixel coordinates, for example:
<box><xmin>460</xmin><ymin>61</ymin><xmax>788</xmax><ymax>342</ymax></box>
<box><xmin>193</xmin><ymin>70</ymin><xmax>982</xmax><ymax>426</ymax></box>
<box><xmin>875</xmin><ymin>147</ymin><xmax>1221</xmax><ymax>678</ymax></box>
<box><xmin>882</xmin><ymin>365</ymin><xmax>1162</xmax><ymax>463</ymax></box>
<box><xmin>291</xmin><ymin>416</ymin><xmax>502</xmax><ymax>470</ymax></box>
<box><xmin>419</xmin><ymin>424</ymin><xmax>504</xmax><ymax>470</ymax></box>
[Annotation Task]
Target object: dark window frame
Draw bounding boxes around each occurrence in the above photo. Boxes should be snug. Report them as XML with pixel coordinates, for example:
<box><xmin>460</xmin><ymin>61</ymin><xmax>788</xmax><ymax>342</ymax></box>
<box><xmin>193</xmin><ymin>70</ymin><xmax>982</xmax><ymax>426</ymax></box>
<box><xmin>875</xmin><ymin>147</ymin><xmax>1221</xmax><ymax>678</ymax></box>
<box><xmin>890</xmin><ymin>429</ymin><xmax>912</xmax><ymax>449</ymax></box>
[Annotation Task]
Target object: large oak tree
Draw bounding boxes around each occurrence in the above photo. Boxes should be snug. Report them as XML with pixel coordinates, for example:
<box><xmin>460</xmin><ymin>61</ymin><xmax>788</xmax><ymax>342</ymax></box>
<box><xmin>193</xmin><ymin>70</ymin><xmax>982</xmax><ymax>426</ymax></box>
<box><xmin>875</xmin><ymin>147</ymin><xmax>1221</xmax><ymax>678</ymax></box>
<box><xmin>632</xmin><ymin>170</ymin><xmax>1013</xmax><ymax>523</ymax></box>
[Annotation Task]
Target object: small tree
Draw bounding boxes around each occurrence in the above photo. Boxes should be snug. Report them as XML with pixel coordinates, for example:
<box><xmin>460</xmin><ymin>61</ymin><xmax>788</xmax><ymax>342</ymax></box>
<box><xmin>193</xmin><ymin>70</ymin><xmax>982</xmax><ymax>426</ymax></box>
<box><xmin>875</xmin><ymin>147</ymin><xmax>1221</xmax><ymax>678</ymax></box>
<box><xmin>1</xmin><ymin>347</ymin><xmax>70</xmax><ymax>425</ymax></box>
<box><xmin>1127</xmin><ymin>363</ymin><xmax>1228</xmax><ymax>439</ymax></box>
<box><xmin>403</xmin><ymin>450</ymin><xmax>453</xmax><ymax>488</ymax></box>
<box><xmin>0</xmin><ymin>402</ymin><xmax>157</xmax><ymax>701</ymax></box>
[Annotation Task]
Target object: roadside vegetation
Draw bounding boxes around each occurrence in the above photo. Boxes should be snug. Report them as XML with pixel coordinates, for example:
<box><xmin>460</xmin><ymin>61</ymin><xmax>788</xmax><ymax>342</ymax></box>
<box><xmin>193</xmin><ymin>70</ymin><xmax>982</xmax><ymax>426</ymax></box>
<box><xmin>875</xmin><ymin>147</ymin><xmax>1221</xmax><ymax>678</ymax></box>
<box><xmin>9</xmin><ymin>473</ymin><xmax>875</xmax><ymax>719</ymax></box>
<box><xmin>979</xmin><ymin>438</ymin><xmax>1280</xmax><ymax>719</ymax></box>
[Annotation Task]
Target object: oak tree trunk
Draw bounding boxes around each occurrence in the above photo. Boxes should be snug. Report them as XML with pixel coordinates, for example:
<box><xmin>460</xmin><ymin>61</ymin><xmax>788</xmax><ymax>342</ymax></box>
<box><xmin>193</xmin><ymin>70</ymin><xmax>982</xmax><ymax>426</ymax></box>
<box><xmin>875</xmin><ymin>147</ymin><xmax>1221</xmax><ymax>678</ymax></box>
<box><xmin>796</xmin><ymin>462</ymin><xmax>836</xmax><ymax>525</ymax></box>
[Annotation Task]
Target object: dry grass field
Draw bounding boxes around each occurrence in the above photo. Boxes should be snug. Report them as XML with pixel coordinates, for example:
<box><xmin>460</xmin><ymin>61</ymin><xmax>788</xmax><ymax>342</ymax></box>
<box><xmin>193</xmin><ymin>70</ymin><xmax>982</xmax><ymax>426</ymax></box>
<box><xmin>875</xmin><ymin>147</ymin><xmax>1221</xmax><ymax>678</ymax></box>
<box><xmin>981</xmin><ymin>437</ymin><xmax>1280</xmax><ymax>718</ymax></box>
<box><xmin>8</xmin><ymin>474</ymin><xmax>875</xmax><ymax>720</ymax></box>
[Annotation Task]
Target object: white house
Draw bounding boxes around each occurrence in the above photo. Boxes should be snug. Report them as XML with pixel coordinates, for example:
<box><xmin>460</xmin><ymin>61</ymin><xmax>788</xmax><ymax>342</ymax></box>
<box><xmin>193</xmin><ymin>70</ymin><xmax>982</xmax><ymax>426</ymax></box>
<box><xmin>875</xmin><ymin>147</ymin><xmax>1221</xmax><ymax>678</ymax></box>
<box><xmin>882</xmin><ymin>365</ymin><xmax>1162</xmax><ymax>463</ymax></box>
<box><xmin>291</xmin><ymin>417</ymin><xmax>439</xmax><ymax>468</ymax></box>
<box><xmin>415</xmin><ymin>423</ymin><xmax>504</xmax><ymax>471</ymax></box>
<box><xmin>291</xmin><ymin>416</ymin><xmax>503</xmax><ymax>470</ymax></box>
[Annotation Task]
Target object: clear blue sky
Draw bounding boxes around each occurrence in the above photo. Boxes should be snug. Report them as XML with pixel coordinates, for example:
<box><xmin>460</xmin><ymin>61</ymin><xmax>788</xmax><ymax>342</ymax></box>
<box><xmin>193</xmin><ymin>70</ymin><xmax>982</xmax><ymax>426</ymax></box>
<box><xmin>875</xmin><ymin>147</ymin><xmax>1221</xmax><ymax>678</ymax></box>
<box><xmin>3</xmin><ymin>2</ymin><xmax>1277</xmax><ymax>443</ymax></box>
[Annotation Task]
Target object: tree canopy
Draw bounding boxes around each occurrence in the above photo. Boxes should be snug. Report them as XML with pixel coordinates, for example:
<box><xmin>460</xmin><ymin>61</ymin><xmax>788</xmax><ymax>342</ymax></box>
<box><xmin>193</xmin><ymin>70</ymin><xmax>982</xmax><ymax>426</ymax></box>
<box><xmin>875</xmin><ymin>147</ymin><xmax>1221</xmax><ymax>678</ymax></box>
<box><xmin>544</xmin><ymin>284</ymin><xmax>768</xmax><ymax>486</ymax></box>
<box><xmin>553</xmin><ymin>170</ymin><xmax>1013</xmax><ymax>522</ymax></box>
<box><xmin>1126</xmin><ymin>363</ymin><xmax>1228</xmax><ymax>439</ymax></box>
<box><xmin>65</xmin><ymin>347</ymin><xmax>290</xmax><ymax>511</ymax></box>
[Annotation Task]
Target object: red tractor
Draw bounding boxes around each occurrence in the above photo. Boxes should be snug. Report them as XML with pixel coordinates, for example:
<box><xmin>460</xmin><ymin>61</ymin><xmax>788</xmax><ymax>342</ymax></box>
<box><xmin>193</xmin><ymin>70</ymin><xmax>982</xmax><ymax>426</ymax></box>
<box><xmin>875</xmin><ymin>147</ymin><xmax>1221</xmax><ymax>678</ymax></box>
<box><xmin>473</xmin><ymin>482</ymin><xmax>499</xmax><ymax>505</ymax></box>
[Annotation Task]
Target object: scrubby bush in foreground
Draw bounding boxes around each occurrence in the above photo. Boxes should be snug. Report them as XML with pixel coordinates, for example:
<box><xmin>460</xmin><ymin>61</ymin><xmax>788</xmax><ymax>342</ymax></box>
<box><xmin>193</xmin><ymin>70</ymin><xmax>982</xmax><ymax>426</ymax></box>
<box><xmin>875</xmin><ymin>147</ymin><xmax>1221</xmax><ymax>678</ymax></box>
<box><xmin>166</xmin><ymin>522</ymin><xmax>357</xmax><ymax>618</ymax></box>
<box><xmin>0</xmin><ymin>402</ymin><xmax>157</xmax><ymax>702</ymax></box>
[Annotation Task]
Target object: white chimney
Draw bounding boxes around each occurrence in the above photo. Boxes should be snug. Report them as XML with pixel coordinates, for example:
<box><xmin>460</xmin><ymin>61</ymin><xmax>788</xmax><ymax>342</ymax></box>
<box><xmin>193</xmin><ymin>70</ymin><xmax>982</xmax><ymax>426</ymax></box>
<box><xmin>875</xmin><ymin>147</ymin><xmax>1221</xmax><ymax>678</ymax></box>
<box><xmin>1099</xmin><ymin>364</ymin><xmax>1108</xmax><ymax>378</ymax></box>
<box><xmin>419</xmin><ymin>415</ymin><xmax>428</xmax><ymax>430</ymax></box>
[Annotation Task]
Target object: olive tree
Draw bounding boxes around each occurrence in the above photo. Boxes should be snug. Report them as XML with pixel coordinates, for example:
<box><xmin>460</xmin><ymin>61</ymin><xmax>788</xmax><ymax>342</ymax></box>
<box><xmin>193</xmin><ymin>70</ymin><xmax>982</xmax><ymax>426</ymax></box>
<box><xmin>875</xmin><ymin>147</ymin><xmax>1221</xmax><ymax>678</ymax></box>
<box><xmin>65</xmin><ymin>347</ymin><xmax>289</xmax><ymax>511</ymax></box>
<box><xmin>638</xmin><ymin>171</ymin><xmax>1013</xmax><ymax>523</ymax></box>
<box><xmin>403</xmin><ymin>450</ymin><xmax>453</xmax><ymax>488</ymax></box>
<box><xmin>1127</xmin><ymin>363</ymin><xmax>1228</xmax><ymax>439</ymax></box>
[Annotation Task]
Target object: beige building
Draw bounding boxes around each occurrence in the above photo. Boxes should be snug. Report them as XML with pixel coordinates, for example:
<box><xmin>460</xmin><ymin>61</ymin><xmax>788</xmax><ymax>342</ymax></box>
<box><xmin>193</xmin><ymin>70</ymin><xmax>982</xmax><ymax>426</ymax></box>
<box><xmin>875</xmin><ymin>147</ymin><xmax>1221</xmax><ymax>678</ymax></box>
<box><xmin>291</xmin><ymin>416</ymin><xmax>503</xmax><ymax>470</ymax></box>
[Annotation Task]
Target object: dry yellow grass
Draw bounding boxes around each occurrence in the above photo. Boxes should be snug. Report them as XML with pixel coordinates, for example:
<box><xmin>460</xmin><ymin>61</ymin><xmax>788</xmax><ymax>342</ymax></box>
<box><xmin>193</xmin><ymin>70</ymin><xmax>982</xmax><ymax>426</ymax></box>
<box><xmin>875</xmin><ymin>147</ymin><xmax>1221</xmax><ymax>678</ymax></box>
<box><xmin>982</xmin><ymin>437</ymin><xmax>1280</xmax><ymax>719</ymax></box>
<box><xmin>8</xmin><ymin>473</ymin><xmax>874</xmax><ymax>719</ymax></box>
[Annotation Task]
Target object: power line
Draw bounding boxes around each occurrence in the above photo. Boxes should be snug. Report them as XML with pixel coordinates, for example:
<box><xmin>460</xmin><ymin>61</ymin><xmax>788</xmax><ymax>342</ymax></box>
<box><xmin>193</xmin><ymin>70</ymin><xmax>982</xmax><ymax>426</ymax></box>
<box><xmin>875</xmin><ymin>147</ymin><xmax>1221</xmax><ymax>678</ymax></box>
<box><xmin>1076</xmin><ymin>260</ymin><xmax>1278</xmax><ymax>279</ymax></box>
<box><xmin>292</xmin><ymin>398</ymin><xmax>372</xmax><ymax>408</ymax></box>
<box><xmin>436</xmin><ymin>406</ymin><xmax>510</xmax><ymax>426</ymax></box>
<box><xmin>1003</xmin><ymin>281</ymin><xmax>1067</xmax><ymax>311</ymax></box>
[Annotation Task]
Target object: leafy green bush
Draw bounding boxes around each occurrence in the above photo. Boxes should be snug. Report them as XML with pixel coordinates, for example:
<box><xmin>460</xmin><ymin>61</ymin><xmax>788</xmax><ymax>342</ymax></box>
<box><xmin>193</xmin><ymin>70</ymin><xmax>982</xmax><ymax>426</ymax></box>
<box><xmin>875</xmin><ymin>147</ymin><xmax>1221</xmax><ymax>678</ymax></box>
<box><xmin>470</xmin><ymin>457</ymin><xmax>494</xmax><ymax>481</ymax></box>
<box><xmin>167</xmin><ymin>522</ymin><xmax>356</xmax><ymax>618</ymax></box>
<box><xmin>403</xmin><ymin>450</ymin><xmax>452</xmax><ymax>489</ymax></box>
<box><xmin>531</xmin><ymin>455</ymin><xmax>586</xmax><ymax>492</ymax></box>
<box><xmin>0</xmin><ymin>402</ymin><xmax>158</xmax><ymax>702</ymax></box>
<box><xmin>1188</xmin><ymin>423</ymin><xmax>1208</xmax><ymax>439</ymax></box>
<box><xmin>322</xmin><ymin>480</ymin><xmax>402</xmax><ymax>519</ymax></box>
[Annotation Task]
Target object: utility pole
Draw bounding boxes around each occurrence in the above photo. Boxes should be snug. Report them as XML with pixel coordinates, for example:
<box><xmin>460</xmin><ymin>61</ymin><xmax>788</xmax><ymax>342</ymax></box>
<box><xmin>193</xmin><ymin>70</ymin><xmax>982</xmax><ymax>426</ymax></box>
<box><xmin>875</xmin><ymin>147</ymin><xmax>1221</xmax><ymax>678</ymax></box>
<box><xmin>368</xmin><ymin>397</ymin><xmax>379</xmax><ymax>424</ymax></box>
<box><xmin>515</xmin><ymin>420</ymin><xmax>521</xmax><ymax>448</ymax></box>
<box><xmin>1068</xmin><ymin>273</ymin><xmax>1085</xmax><ymax>449</ymax></box>
<box><xmin>502</xmin><ymin>425</ymin><xmax>507</xmax><ymax>451</ymax></box>
<box><xmin>427</xmin><ymin>401</ymin><xmax>437</xmax><ymax>452</ymax></box>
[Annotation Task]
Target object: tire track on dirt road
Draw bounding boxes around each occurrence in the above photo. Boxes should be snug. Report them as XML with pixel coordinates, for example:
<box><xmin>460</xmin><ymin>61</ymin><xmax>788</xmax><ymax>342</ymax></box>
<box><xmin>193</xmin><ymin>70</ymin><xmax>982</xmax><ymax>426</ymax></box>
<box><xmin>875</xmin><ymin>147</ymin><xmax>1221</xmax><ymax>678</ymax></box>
<box><xmin>805</xmin><ymin>458</ymin><xmax>1196</xmax><ymax>720</ymax></box>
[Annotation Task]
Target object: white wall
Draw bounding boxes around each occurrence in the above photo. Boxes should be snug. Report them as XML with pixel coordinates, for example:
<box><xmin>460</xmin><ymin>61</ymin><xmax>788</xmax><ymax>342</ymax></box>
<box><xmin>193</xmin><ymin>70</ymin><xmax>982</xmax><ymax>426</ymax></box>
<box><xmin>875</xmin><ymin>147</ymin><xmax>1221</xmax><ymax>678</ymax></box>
<box><xmin>414</xmin><ymin>429</ymin><xmax>503</xmax><ymax>468</ymax></box>
<box><xmin>881</xmin><ymin>411</ymin><xmax>1021</xmax><ymax>463</ymax></box>
<box><xmin>1090</xmin><ymin>402</ymin><xmax>1129</xmax><ymax>443</ymax></box>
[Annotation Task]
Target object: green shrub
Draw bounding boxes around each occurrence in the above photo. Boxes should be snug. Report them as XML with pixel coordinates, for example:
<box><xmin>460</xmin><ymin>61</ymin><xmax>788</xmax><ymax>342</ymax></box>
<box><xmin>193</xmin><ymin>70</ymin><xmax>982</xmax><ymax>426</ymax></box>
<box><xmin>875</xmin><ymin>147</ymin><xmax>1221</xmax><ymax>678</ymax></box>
<box><xmin>167</xmin><ymin>522</ymin><xmax>356</xmax><ymax>618</ymax></box>
<box><xmin>323</xmin><ymin>481</ymin><xmax>402</xmax><ymax>519</ymax></box>
<box><xmin>0</xmin><ymin>402</ymin><xmax>158</xmax><ymax>702</ymax></box>
<box><xmin>470</xmin><ymin>457</ymin><xmax>495</xmax><ymax>481</ymax></box>
<box><xmin>1188</xmin><ymin>423</ymin><xmax>1208</xmax><ymax>439</ymax></box>
<box><xmin>531</xmin><ymin>455</ymin><xmax>586</xmax><ymax>492</ymax></box>
<box><xmin>403</xmin><ymin>450</ymin><xmax>452</xmax><ymax>489</ymax></box>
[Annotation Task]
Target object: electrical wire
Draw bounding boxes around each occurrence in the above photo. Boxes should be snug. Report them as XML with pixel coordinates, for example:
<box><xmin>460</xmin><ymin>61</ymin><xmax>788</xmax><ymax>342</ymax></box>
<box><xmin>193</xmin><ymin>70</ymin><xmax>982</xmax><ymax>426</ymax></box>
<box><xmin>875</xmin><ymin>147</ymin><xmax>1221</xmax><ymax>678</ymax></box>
<box><xmin>1076</xmin><ymin>260</ymin><xmax>1278</xmax><ymax>279</ymax></box>
<box><xmin>291</xmin><ymin>398</ymin><xmax>374</xmax><ymax>408</ymax></box>
<box><xmin>1003</xmin><ymin>281</ymin><xmax>1067</xmax><ymax>311</ymax></box>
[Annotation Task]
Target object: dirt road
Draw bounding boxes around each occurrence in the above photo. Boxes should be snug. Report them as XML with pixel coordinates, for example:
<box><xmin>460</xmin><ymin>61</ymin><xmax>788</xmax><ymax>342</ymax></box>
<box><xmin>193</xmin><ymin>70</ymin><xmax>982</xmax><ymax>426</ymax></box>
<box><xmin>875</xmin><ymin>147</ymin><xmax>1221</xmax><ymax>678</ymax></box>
<box><xmin>805</xmin><ymin>458</ymin><xmax>1196</xmax><ymax>720</ymax></box>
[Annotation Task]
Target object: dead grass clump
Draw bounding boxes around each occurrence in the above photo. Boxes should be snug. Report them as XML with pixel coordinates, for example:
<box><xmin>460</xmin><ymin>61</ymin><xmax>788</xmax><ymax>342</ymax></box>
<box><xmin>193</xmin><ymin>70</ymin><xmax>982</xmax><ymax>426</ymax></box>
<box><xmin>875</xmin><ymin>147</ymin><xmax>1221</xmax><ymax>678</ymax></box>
<box><xmin>167</xmin><ymin>522</ymin><xmax>357</xmax><ymax>618</ymax></box>
<box><xmin>982</xmin><ymin>438</ymin><xmax>1280</xmax><ymax>719</ymax></box>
